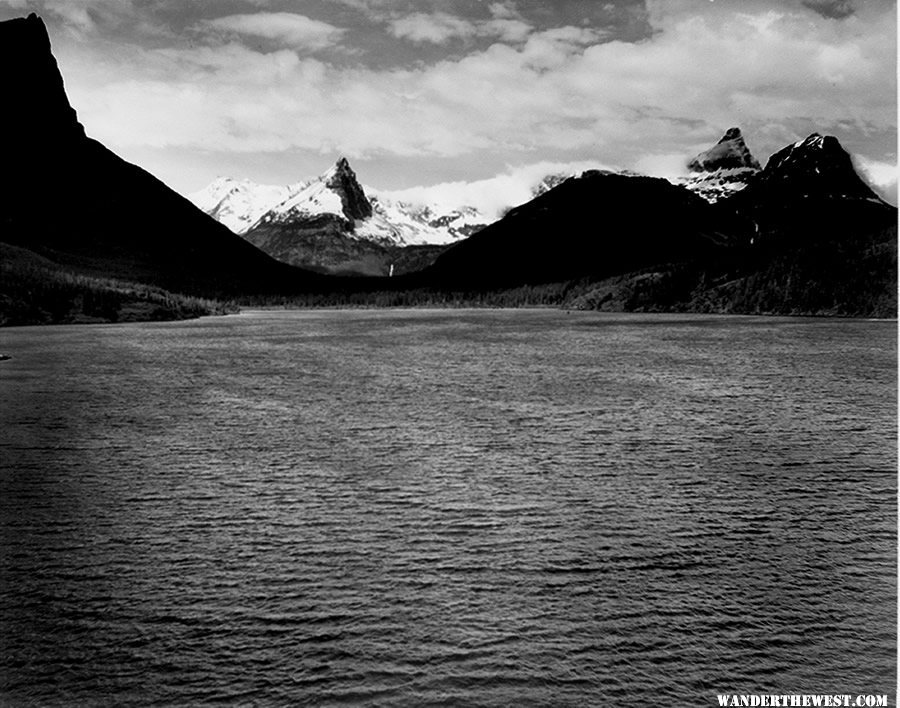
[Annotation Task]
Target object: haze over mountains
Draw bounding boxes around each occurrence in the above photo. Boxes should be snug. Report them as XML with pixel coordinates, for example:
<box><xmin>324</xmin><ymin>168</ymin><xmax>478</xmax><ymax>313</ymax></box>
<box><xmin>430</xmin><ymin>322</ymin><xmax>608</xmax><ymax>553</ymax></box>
<box><xmin>0</xmin><ymin>13</ymin><xmax>895</xmax><ymax>324</ymax></box>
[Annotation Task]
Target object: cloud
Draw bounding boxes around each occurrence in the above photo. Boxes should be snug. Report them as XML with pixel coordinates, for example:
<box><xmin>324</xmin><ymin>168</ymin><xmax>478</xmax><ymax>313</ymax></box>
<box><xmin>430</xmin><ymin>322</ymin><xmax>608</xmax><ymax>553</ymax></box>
<box><xmin>802</xmin><ymin>0</ymin><xmax>856</xmax><ymax>19</ymax></box>
<box><xmin>387</xmin><ymin>9</ymin><xmax>533</xmax><ymax>44</ymax></box>
<box><xmin>488</xmin><ymin>2</ymin><xmax>519</xmax><ymax>21</ymax></box>
<box><xmin>633</xmin><ymin>153</ymin><xmax>696</xmax><ymax>180</ymax></box>
<box><xmin>854</xmin><ymin>155</ymin><xmax>898</xmax><ymax>204</ymax></box>
<box><xmin>380</xmin><ymin>160</ymin><xmax>615</xmax><ymax>218</ymax></box>
<box><xmin>388</xmin><ymin>12</ymin><xmax>476</xmax><ymax>43</ymax></box>
<box><xmin>198</xmin><ymin>12</ymin><xmax>345</xmax><ymax>50</ymax></box>
<box><xmin>63</xmin><ymin>0</ymin><xmax>895</xmax><ymax>191</ymax></box>
<box><xmin>4</xmin><ymin>0</ymin><xmax>140</xmax><ymax>34</ymax></box>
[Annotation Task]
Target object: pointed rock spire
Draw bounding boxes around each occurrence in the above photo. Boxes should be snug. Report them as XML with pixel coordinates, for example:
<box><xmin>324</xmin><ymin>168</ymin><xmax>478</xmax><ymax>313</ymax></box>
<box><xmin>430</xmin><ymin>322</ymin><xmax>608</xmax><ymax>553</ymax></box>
<box><xmin>325</xmin><ymin>157</ymin><xmax>372</xmax><ymax>220</ymax></box>
<box><xmin>680</xmin><ymin>128</ymin><xmax>762</xmax><ymax>203</ymax></box>
<box><xmin>687</xmin><ymin>127</ymin><xmax>761</xmax><ymax>173</ymax></box>
<box><xmin>0</xmin><ymin>13</ymin><xmax>84</xmax><ymax>146</ymax></box>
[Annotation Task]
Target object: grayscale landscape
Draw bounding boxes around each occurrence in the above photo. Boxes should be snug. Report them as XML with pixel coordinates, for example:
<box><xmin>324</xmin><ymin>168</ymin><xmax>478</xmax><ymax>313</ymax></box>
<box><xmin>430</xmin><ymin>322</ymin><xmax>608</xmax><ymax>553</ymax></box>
<box><xmin>0</xmin><ymin>1</ymin><xmax>896</xmax><ymax>705</ymax></box>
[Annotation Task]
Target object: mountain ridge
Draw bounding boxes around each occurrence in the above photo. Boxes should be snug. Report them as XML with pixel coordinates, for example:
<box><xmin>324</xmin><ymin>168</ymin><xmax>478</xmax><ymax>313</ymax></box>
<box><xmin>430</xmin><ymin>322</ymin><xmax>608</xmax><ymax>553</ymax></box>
<box><xmin>0</xmin><ymin>13</ymin><xmax>326</xmax><ymax>302</ymax></box>
<box><xmin>189</xmin><ymin>159</ymin><xmax>493</xmax><ymax>247</ymax></box>
<box><xmin>0</xmin><ymin>12</ymin><xmax>895</xmax><ymax>321</ymax></box>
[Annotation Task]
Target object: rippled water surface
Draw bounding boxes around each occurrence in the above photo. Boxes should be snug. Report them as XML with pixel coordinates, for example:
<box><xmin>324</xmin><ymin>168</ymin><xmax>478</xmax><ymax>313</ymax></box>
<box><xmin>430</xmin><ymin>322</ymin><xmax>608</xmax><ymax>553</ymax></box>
<box><xmin>1</xmin><ymin>310</ymin><xmax>896</xmax><ymax>706</ymax></box>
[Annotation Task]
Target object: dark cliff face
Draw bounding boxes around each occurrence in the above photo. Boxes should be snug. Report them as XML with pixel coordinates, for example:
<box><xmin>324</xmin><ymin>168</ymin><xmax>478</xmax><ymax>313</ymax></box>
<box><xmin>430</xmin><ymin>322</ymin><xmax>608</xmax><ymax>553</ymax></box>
<box><xmin>326</xmin><ymin>158</ymin><xmax>373</xmax><ymax>220</ymax></box>
<box><xmin>0</xmin><ymin>14</ymin><xmax>84</xmax><ymax>150</ymax></box>
<box><xmin>0</xmin><ymin>14</ymin><xmax>322</xmax><ymax>297</ymax></box>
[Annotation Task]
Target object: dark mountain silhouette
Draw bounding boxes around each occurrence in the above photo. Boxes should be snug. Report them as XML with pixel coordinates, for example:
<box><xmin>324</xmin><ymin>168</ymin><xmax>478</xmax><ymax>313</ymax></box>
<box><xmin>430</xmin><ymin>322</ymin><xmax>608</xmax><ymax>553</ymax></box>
<box><xmin>0</xmin><ymin>13</ymin><xmax>324</xmax><ymax>298</ymax></box>
<box><xmin>417</xmin><ymin>171</ymin><xmax>736</xmax><ymax>290</ymax></box>
<box><xmin>714</xmin><ymin>132</ymin><xmax>896</xmax><ymax>247</ymax></box>
<box><xmin>410</xmin><ymin>135</ymin><xmax>895</xmax><ymax>316</ymax></box>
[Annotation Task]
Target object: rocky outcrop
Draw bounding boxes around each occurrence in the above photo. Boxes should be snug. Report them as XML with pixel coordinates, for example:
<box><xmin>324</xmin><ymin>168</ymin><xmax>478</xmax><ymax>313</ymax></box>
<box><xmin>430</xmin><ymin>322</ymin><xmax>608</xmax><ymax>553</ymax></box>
<box><xmin>687</xmin><ymin>127</ymin><xmax>761</xmax><ymax>173</ymax></box>
<box><xmin>680</xmin><ymin>128</ymin><xmax>762</xmax><ymax>203</ymax></box>
<box><xmin>0</xmin><ymin>14</ymin><xmax>84</xmax><ymax>150</ymax></box>
<box><xmin>326</xmin><ymin>158</ymin><xmax>373</xmax><ymax>220</ymax></box>
<box><xmin>0</xmin><ymin>13</ymin><xmax>319</xmax><ymax>297</ymax></box>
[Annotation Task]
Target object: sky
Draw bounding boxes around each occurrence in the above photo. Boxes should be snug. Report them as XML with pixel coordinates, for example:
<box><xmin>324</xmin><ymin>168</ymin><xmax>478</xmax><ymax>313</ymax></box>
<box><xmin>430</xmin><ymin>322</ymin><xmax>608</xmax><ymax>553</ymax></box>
<box><xmin>0</xmin><ymin>0</ymin><xmax>896</xmax><ymax>205</ymax></box>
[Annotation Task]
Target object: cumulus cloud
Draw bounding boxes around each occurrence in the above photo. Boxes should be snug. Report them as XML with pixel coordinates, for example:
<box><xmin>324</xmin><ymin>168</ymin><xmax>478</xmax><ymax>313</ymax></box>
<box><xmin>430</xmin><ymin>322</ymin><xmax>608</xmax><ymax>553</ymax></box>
<box><xmin>61</xmin><ymin>0</ymin><xmax>895</xmax><ymax>193</ymax></box>
<box><xmin>854</xmin><ymin>155</ymin><xmax>898</xmax><ymax>204</ymax></box>
<box><xmin>198</xmin><ymin>12</ymin><xmax>345</xmax><ymax>50</ymax></box>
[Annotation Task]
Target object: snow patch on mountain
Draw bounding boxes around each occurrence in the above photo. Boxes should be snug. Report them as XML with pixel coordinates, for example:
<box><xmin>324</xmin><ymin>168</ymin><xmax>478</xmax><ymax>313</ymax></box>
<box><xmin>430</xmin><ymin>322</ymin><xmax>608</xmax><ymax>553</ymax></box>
<box><xmin>262</xmin><ymin>176</ymin><xmax>345</xmax><ymax>224</ymax></box>
<box><xmin>678</xmin><ymin>127</ymin><xmax>762</xmax><ymax>203</ymax></box>
<box><xmin>189</xmin><ymin>177</ymin><xmax>297</xmax><ymax>235</ymax></box>
<box><xmin>189</xmin><ymin>159</ymin><xmax>612</xmax><ymax>246</ymax></box>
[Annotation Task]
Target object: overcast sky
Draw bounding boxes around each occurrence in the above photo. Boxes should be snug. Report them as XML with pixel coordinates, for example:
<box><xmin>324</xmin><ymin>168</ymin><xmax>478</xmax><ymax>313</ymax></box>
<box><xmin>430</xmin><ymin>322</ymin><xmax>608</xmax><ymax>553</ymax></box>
<box><xmin>1</xmin><ymin>0</ymin><xmax>896</xmax><ymax>201</ymax></box>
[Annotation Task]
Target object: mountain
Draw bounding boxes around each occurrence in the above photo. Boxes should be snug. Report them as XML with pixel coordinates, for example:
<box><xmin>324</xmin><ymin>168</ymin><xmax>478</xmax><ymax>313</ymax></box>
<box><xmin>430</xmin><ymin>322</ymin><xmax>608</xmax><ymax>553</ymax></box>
<box><xmin>189</xmin><ymin>177</ymin><xmax>296</xmax><ymax>235</ymax></box>
<box><xmin>190</xmin><ymin>162</ymin><xmax>494</xmax><ymax>248</ymax></box>
<box><xmin>679</xmin><ymin>127</ymin><xmax>762</xmax><ymax>203</ymax></box>
<box><xmin>715</xmin><ymin>132</ymin><xmax>895</xmax><ymax>245</ymax></box>
<box><xmin>409</xmin><ymin>133</ymin><xmax>895</xmax><ymax>317</ymax></box>
<box><xmin>741</xmin><ymin>132</ymin><xmax>885</xmax><ymax>202</ymax></box>
<box><xmin>417</xmin><ymin>171</ymin><xmax>734</xmax><ymax>290</ymax></box>
<box><xmin>0</xmin><ymin>14</ymin><xmax>892</xmax><ymax>319</ymax></box>
<box><xmin>239</xmin><ymin>159</ymin><xmax>447</xmax><ymax>275</ymax></box>
<box><xmin>366</xmin><ymin>193</ymin><xmax>488</xmax><ymax>243</ymax></box>
<box><xmin>190</xmin><ymin>158</ymin><xmax>492</xmax><ymax>275</ymax></box>
<box><xmin>0</xmin><ymin>13</ymin><xmax>322</xmax><ymax>304</ymax></box>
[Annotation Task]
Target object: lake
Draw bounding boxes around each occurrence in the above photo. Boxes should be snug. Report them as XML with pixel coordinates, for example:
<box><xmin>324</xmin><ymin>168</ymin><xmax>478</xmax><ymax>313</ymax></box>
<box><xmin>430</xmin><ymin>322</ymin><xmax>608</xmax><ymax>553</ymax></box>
<box><xmin>0</xmin><ymin>309</ymin><xmax>896</xmax><ymax>705</ymax></box>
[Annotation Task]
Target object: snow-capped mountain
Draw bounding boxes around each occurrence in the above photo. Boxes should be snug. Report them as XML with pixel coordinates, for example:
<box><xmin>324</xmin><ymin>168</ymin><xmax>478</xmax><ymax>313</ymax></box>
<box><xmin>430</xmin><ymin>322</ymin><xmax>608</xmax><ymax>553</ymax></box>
<box><xmin>366</xmin><ymin>193</ymin><xmax>488</xmax><ymax>244</ymax></box>
<box><xmin>189</xmin><ymin>158</ymin><xmax>491</xmax><ymax>248</ymax></box>
<box><xmin>260</xmin><ymin>158</ymin><xmax>372</xmax><ymax>226</ymax></box>
<box><xmin>678</xmin><ymin>127</ymin><xmax>762</xmax><ymax>203</ymax></box>
<box><xmin>188</xmin><ymin>177</ymin><xmax>297</xmax><ymax>235</ymax></box>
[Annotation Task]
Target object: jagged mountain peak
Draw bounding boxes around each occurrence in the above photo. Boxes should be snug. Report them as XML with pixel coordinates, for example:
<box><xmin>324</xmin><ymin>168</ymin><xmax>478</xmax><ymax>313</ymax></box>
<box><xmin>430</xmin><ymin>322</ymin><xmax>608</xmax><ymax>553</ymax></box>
<box><xmin>680</xmin><ymin>127</ymin><xmax>761</xmax><ymax>203</ymax></box>
<box><xmin>322</xmin><ymin>157</ymin><xmax>372</xmax><ymax>220</ymax></box>
<box><xmin>331</xmin><ymin>156</ymin><xmax>353</xmax><ymax>174</ymax></box>
<box><xmin>688</xmin><ymin>127</ymin><xmax>761</xmax><ymax>174</ymax></box>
